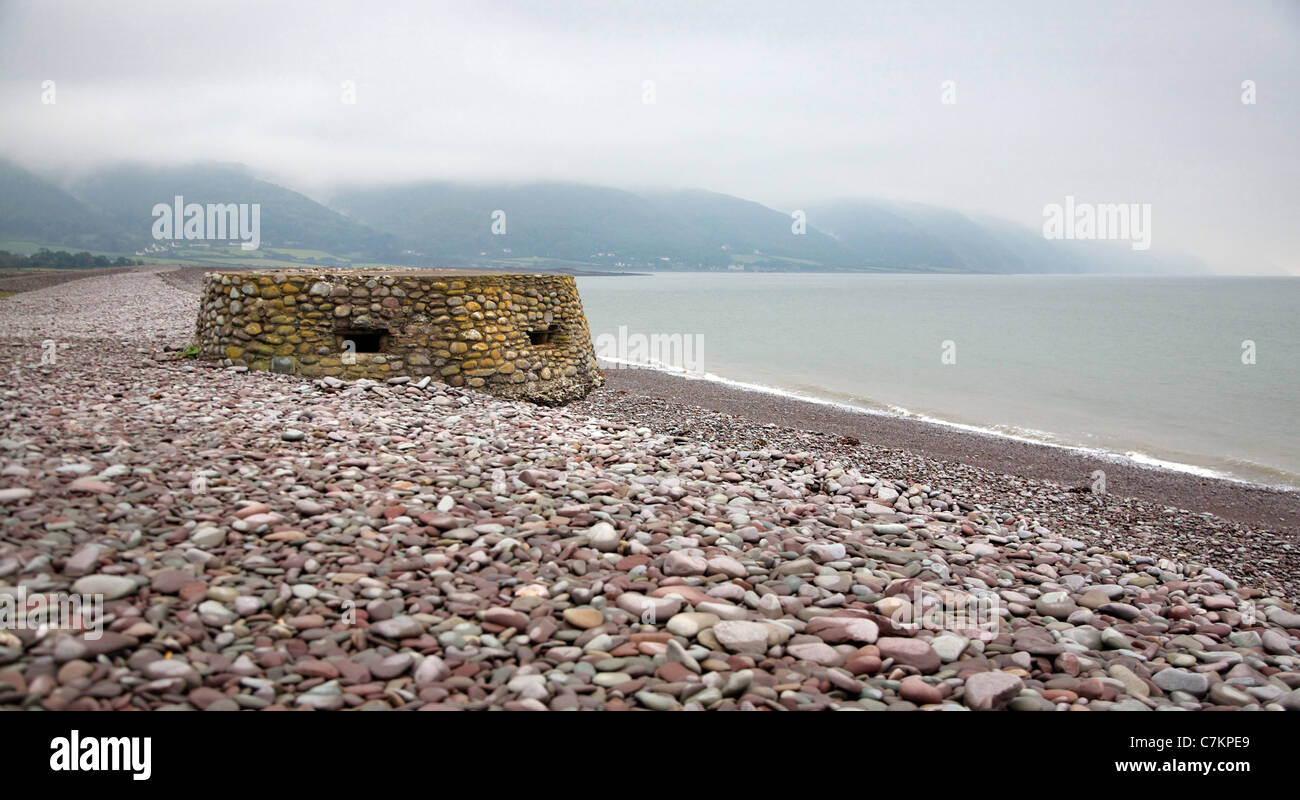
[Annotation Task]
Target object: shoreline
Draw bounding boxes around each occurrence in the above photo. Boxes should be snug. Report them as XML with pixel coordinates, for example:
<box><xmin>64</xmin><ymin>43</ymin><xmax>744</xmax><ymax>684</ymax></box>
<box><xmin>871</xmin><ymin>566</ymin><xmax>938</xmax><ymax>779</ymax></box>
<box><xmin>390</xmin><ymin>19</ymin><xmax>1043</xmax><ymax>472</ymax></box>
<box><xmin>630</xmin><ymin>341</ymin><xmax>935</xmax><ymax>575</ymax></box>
<box><xmin>582</xmin><ymin>364</ymin><xmax>1300</xmax><ymax>536</ymax></box>
<box><xmin>596</xmin><ymin>356</ymin><xmax>1298</xmax><ymax>491</ymax></box>
<box><xmin>3</xmin><ymin>266</ymin><xmax>1300</xmax><ymax>712</ymax></box>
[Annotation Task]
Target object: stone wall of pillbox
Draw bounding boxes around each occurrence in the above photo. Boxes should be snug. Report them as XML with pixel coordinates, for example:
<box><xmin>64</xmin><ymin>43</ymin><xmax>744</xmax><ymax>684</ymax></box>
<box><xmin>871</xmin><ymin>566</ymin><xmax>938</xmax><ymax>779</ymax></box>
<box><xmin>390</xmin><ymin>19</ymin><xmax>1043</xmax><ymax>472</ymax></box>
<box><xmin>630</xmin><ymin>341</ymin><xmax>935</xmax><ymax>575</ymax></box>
<box><xmin>194</xmin><ymin>269</ymin><xmax>604</xmax><ymax>405</ymax></box>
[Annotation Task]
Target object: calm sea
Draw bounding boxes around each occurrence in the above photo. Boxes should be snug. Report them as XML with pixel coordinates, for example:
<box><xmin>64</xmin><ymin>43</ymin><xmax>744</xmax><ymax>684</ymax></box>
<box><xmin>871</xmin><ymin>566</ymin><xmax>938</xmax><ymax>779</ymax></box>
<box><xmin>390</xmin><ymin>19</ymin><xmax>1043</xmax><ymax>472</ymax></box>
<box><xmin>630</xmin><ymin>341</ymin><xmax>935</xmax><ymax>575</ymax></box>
<box><xmin>576</xmin><ymin>273</ymin><xmax>1300</xmax><ymax>489</ymax></box>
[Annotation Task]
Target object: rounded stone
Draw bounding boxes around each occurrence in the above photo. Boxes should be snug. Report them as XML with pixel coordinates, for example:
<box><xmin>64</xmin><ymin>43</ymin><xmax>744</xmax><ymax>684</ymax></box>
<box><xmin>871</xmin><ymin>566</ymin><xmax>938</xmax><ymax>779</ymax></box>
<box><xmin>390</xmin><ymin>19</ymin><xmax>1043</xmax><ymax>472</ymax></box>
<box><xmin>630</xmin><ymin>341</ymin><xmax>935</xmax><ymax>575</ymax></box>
<box><xmin>876</xmin><ymin>637</ymin><xmax>941</xmax><ymax>674</ymax></box>
<box><xmin>713</xmin><ymin>621</ymin><xmax>772</xmax><ymax>655</ymax></box>
<box><xmin>562</xmin><ymin>607</ymin><xmax>605</xmax><ymax>630</ymax></box>
<box><xmin>963</xmin><ymin>671</ymin><xmax>1024</xmax><ymax>711</ymax></box>
<box><xmin>70</xmin><ymin>574</ymin><xmax>138</xmax><ymax>600</ymax></box>
<box><xmin>666</xmin><ymin>612</ymin><xmax>720</xmax><ymax>639</ymax></box>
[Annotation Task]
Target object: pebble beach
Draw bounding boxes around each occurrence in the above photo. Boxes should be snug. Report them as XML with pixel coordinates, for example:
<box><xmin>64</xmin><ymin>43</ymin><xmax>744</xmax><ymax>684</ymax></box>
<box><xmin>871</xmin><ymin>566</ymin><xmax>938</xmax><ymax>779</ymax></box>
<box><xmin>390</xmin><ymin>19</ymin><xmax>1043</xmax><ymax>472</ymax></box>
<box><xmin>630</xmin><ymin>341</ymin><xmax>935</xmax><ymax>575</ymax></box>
<box><xmin>2</xmin><ymin>266</ymin><xmax>1299</xmax><ymax>711</ymax></box>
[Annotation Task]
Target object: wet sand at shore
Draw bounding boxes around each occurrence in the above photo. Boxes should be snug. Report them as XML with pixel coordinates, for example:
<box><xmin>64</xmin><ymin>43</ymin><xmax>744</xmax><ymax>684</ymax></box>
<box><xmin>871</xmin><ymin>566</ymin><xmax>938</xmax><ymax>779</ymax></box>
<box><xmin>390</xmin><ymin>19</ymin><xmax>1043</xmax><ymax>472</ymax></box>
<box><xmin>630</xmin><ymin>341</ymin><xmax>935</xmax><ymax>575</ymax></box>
<box><xmin>591</xmin><ymin>367</ymin><xmax>1300</xmax><ymax>535</ymax></box>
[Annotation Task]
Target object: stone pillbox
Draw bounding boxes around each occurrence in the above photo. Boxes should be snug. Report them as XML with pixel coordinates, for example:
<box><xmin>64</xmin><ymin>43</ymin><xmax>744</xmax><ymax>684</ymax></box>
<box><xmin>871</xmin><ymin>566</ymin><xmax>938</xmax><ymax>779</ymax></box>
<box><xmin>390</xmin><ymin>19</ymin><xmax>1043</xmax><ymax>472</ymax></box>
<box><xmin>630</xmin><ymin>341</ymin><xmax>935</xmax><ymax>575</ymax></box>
<box><xmin>194</xmin><ymin>268</ymin><xmax>604</xmax><ymax>404</ymax></box>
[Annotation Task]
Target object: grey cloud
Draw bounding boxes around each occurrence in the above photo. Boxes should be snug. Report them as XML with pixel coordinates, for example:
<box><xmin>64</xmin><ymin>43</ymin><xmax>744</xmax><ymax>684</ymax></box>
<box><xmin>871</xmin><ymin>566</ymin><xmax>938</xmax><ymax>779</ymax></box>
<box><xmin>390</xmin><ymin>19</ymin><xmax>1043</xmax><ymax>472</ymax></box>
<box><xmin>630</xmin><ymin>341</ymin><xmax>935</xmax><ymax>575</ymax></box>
<box><xmin>0</xmin><ymin>0</ymin><xmax>1296</xmax><ymax>271</ymax></box>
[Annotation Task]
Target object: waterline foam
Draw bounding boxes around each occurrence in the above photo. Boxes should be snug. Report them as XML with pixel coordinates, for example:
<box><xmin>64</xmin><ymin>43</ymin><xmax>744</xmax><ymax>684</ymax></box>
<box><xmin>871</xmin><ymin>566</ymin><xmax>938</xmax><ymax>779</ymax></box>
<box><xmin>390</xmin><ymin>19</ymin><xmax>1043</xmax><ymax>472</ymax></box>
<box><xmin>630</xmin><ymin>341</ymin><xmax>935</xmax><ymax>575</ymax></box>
<box><xmin>596</xmin><ymin>357</ymin><xmax>1299</xmax><ymax>492</ymax></box>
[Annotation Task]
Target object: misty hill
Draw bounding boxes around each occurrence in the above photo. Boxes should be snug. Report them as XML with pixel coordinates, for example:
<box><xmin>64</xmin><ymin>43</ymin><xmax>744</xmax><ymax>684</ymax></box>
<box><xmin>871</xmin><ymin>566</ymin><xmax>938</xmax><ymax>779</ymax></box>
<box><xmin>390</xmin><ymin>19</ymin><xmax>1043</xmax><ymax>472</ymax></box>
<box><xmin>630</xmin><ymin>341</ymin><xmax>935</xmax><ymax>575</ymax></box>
<box><xmin>69</xmin><ymin>164</ymin><xmax>399</xmax><ymax>258</ymax></box>
<box><xmin>638</xmin><ymin>189</ymin><xmax>848</xmax><ymax>268</ymax></box>
<box><xmin>807</xmin><ymin>200</ymin><xmax>1204</xmax><ymax>274</ymax></box>
<box><xmin>0</xmin><ymin>161</ymin><xmax>135</xmax><ymax>252</ymax></box>
<box><xmin>0</xmin><ymin>160</ymin><xmax>1206</xmax><ymax>273</ymax></box>
<box><xmin>334</xmin><ymin>182</ymin><xmax>674</xmax><ymax>266</ymax></box>
<box><xmin>331</xmin><ymin>182</ymin><xmax>848</xmax><ymax>269</ymax></box>
<box><xmin>337</xmin><ymin>182</ymin><xmax>1202</xmax><ymax>273</ymax></box>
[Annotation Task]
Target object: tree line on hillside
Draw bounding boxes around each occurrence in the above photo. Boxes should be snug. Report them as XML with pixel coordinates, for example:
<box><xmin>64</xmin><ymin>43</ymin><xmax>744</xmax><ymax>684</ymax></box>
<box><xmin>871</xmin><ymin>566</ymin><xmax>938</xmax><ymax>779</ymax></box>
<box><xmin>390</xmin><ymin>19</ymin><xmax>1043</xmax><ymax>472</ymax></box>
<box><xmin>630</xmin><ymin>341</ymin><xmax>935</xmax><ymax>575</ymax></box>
<box><xmin>0</xmin><ymin>249</ymin><xmax>143</xmax><ymax>270</ymax></box>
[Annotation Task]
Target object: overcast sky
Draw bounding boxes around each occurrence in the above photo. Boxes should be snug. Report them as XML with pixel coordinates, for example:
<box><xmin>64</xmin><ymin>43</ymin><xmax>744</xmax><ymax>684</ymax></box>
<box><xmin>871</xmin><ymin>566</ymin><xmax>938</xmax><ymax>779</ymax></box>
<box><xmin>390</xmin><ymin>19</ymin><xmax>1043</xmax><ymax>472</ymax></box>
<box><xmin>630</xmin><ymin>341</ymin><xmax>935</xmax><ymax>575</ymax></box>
<box><xmin>1</xmin><ymin>0</ymin><xmax>1296</xmax><ymax>272</ymax></box>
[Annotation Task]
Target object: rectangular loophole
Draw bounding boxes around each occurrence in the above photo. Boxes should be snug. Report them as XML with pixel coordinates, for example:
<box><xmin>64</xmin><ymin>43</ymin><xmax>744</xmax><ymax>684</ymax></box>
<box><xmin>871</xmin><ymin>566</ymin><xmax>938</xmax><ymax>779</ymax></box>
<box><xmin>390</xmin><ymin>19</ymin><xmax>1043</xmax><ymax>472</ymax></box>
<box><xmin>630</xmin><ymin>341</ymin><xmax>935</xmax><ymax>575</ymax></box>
<box><xmin>338</xmin><ymin>328</ymin><xmax>388</xmax><ymax>353</ymax></box>
<box><xmin>528</xmin><ymin>324</ymin><xmax>559</xmax><ymax>347</ymax></box>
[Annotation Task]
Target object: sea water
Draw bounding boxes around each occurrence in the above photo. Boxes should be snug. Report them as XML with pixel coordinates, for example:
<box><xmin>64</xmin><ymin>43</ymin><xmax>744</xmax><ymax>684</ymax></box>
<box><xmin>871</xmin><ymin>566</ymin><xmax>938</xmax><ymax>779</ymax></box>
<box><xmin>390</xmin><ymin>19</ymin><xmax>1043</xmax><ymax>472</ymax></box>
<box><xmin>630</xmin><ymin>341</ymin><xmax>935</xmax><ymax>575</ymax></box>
<box><xmin>577</xmin><ymin>272</ymin><xmax>1300</xmax><ymax>489</ymax></box>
